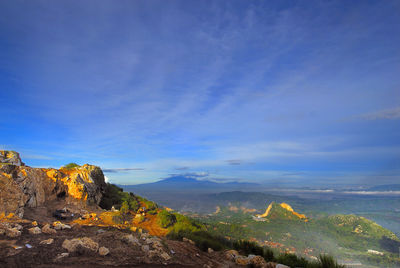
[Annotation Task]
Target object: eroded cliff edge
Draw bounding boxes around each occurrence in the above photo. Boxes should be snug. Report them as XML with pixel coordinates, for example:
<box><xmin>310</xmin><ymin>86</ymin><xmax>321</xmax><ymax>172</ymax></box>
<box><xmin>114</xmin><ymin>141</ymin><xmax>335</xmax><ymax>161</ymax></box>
<box><xmin>0</xmin><ymin>151</ymin><xmax>106</xmax><ymax>217</ymax></box>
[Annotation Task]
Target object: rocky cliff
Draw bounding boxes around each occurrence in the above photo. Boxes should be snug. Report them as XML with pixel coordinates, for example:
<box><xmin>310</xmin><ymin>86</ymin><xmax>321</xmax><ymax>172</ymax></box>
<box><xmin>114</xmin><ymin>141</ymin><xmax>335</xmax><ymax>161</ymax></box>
<box><xmin>0</xmin><ymin>151</ymin><xmax>106</xmax><ymax>217</ymax></box>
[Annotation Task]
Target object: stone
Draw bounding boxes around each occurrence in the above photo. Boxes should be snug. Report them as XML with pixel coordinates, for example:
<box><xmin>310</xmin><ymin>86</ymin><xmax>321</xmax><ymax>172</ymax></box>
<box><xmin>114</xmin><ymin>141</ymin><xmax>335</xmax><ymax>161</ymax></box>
<box><xmin>235</xmin><ymin>255</ymin><xmax>251</xmax><ymax>265</ymax></box>
<box><xmin>28</xmin><ymin>227</ymin><xmax>42</xmax><ymax>235</ymax></box>
<box><xmin>123</xmin><ymin>234</ymin><xmax>140</xmax><ymax>245</ymax></box>
<box><xmin>99</xmin><ymin>246</ymin><xmax>110</xmax><ymax>256</ymax></box>
<box><xmin>225</xmin><ymin>250</ymin><xmax>239</xmax><ymax>261</ymax></box>
<box><xmin>13</xmin><ymin>224</ymin><xmax>23</xmax><ymax>231</ymax></box>
<box><xmin>276</xmin><ymin>264</ymin><xmax>290</xmax><ymax>268</ymax></box>
<box><xmin>40</xmin><ymin>238</ymin><xmax>54</xmax><ymax>245</ymax></box>
<box><xmin>6</xmin><ymin>228</ymin><xmax>21</xmax><ymax>238</ymax></box>
<box><xmin>42</xmin><ymin>224</ymin><xmax>57</xmax><ymax>234</ymax></box>
<box><xmin>53</xmin><ymin>221</ymin><xmax>71</xmax><ymax>230</ymax></box>
<box><xmin>248</xmin><ymin>255</ymin><xmax>268</xmax><ymax>268</ymax></box>
<box><xmin>160</xmin><ymin>252</ymin><xmax>171</xmax><ymax>261</ymax></box>
<box><xmin>141</xmin><ymin>245</ymin><xmax>150</xmax><ymax>252</ymax></box>
<box><xmin>182</xmin><ymin>237</ymin><xmax>195</xmax><ymax>245</ymax></box>
<box><xmin>62</xmin><ymin>237</ymin><xmax>99</xmax><ymax>253</ymax></box>
<box><xmin>208</xmin><ymin>248</ymin><xmax>214</xmax><ymax>253</ymax></box>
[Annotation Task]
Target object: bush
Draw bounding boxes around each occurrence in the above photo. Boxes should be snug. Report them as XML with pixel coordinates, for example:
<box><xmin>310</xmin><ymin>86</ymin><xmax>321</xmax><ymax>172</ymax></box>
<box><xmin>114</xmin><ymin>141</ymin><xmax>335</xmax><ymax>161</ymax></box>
<box><xmin>99</xmin><ymin>183</ymin><xmax>139</xmax><ymax>211</ymax></box>
<box><xmin>158</xmin><ymin>210</ymin><xmax>177</xmax><ymax>228</ymax></box>
<box><xmin>317</xmin><ymin>254</ymin><xmax>345</xmax><ymax>268</ymax></box>
<box><xmin>63</xmin><ymin>163</ymin><xmax>80</xmax><ymax>169</ymax></box>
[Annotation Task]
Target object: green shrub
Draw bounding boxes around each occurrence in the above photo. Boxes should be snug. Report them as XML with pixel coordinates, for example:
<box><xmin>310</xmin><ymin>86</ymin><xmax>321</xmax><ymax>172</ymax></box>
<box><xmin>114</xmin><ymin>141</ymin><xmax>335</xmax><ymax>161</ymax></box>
<box><xmin>317</xmin><ymin>254</ymin><xmax>345</xmax><ymax>268</ymax></box>
<box><xmin>63</xmin><ymin>163</ymin><xmax>80</xmax><ymax>169</ymax></box>
<box><xmin>158</xmin><ymin>210</ymin><xmax>177</xmax><ymax>228</ymax></box>
<box><xmin>99</xmin><ymin>183</ymin><xmax>140</xmax><ymax>211</ymax></box>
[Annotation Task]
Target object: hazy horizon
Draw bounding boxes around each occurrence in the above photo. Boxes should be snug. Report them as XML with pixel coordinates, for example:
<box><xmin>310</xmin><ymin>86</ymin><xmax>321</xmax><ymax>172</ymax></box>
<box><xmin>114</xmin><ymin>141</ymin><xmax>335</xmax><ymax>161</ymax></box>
<box><xmin>1</xmin><ymin>0</ymin><xmax>399</xmax><ymax>185</ymax></box>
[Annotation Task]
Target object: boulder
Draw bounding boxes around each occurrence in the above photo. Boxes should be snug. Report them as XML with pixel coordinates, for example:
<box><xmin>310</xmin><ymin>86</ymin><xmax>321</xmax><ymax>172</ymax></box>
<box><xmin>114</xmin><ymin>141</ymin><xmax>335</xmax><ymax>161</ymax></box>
<box><xmin>225</xmin><ymin>250</ymin><xmax>239</xmax><ymax>261</ymax></box>
<box><xmin>248</xmin><ymin>255</ymin><xmax>268</xmax><ymax>268</ymax></box>
<box><xmin>99</xmin><ymin>246</ymin><xmax>110</xmax><ymax>256</ymax></box>
<box><xmin>28</xmin><ymin>227</ymin><xmax>42</xmax><ymax>235</ymax></box>
<box><xmin>6</xmin><ymin>228</ymin><xmax>21</xmax><ymax>238</ymax></box>
<box><xmin>62</xmin><ymin>237</ymin><xmax>99</xmax><ymax>253</ymax></box>
<box><xmin>235</xmin><ymin>255</ymin><xmax>251</xmax><ymax>265</ymax></box>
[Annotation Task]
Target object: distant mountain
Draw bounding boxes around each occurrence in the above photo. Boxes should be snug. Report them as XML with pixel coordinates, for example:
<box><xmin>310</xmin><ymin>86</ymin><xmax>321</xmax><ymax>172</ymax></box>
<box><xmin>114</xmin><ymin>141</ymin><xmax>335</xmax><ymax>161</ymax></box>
<box><xmin>120</xmin><ymin>175</ymin><xmax>260</xmax><ymax>194</ymax></box>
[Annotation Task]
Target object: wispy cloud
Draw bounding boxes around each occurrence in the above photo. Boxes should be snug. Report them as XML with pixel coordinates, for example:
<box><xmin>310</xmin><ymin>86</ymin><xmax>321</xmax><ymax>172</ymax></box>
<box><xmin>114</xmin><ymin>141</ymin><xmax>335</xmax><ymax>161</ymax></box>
<box><xmin>359</xmin><ymin>107</ymin><xmax>400</xmax><ymax>120</ymax></box>
<box><xmin>103</xmin><ymin>168</ymin><xmax>145</xmax><ymax>173</ymax></box>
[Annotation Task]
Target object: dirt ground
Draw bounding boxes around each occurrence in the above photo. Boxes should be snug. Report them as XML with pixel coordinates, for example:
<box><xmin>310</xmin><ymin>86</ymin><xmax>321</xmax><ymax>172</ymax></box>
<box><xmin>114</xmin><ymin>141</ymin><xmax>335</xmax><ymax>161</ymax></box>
<box><xmin>0</xmin><ymin>218</ymin><xmax>239</xmax><ymax>268</ymax></box>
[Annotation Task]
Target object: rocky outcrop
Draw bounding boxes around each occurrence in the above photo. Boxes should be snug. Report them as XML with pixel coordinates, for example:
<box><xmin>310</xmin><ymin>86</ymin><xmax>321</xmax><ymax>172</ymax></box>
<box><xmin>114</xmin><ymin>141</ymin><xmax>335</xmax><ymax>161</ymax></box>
<box><xmin>0</xmin><ymin>150</ymin><xmax>106</xmax><ymax>217</ymax></box>
<box><xmin>0</xmin><ymin>151</ymin><xmax>24</xmax><ymax>166</ymax></box>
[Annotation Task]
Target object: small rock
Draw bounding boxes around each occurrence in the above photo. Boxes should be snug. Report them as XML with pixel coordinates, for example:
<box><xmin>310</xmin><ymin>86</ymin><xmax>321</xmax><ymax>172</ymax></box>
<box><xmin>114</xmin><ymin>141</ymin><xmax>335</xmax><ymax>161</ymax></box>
<box><xmin>40</xmin><ymin>238</ymin><xmax>54</xmax><ymax>245</ymax></box>
<box><xmin>28</xmin><ymin>227</ymin><xmax>42</xmax><ymax>235</ymax></box>
<box><xmin>55</xmin><ymin>252</ymin><xmax>69</xmax><ymax>261</ymax></box>
<box><xmin>170</xmin><ymin>249</ymin><xmax>175</xmax><ymax>255</ymax></box>
<box><xmin>42</xmin><ymin>224</ymin><xmax>57</xmax><ymax>234</ymax></box>
<box><xmin>225</xmin><ymin>250</ymin><xmax>239</xmax><ymax>261</ymax></box>
<box><xmin>141</xmin><ymin>245</ymin><xmax>150</xmax><ymax>252</ymax></box>
<box><xmin>183</xmin><ymin>237</ymin><xmax>195</xmax><ymax>245</ymax></box>
<box><xmin>25</xmin><ymin>244</ymin><xmax>33</xmax><ymax>249</ymax></box>
<box><xmin>276</xmin><ymin>264</ymin><xmax>290</xmax><ymax>268</ymax></box>
<box><xmin>13</xmin><ymin>224</ymin><xmax>23</xmax><ymax>231</ymax></box>
<box><xmin>53</xmin><ymin>221</ymin><xmax>71</xmax><ymax>230</ymax></box>
<box><xmin>235</xmin><ymin>255</ymin><xmax>251</xmax><ymax>265</ymax></box>
<box><xmin>249</xmin><ymin>255</ymin><xmax>268</xmax><ymax>268</ymax></box>
<box><xmin>99</xmin><ymin>246</ymin><xmax>109</xmax><ymax>256</ymax></box>
<box><xmin>6</xmin><ymin>228</ymin><xmax>21</xmax><ymax>238</ymax></box>
<box><xmin>160</xmin><ymin>252</ymin><xmax>171</xmax><ymax>261</ymax></box>
<box><xmin>208</xmin><ymin>248</ymin><xmax>214</xmax><ymax>253</ymax></box>
<box><xmin>196</xmin><ymin>253</ymin><xmax>200</xmax><ymax>257</ymax></box>
<box><xmin>123</xmin><ymin>234</ymin><xmax>140</xmax><ymax>245</ymax></box>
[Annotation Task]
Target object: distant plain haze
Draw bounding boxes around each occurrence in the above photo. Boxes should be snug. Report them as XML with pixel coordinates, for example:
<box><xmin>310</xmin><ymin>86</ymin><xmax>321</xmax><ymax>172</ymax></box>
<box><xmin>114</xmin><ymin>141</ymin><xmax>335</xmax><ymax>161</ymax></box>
<box><xmin>1</xmin><ymin>0</ymin><xmax>399</xmax><ymax>185</ymax></box>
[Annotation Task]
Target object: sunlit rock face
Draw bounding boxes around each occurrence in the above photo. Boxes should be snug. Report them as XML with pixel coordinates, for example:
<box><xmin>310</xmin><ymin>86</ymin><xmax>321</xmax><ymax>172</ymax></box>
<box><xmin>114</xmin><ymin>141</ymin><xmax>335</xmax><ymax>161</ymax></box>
<box><xmin>0</xmin><ymin>151</ymin><xmax>106</xmax><ymax>217</ymax></box>
<box><xmin>0</xmin><ymin>150</ymin><xmax>24</xmax><ymax>166</ymax></box>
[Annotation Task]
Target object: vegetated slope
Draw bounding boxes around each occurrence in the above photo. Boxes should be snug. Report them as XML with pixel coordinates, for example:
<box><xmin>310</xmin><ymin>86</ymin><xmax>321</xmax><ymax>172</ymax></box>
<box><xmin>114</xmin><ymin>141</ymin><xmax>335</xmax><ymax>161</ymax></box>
<box><xmin>199</xmin><ymin>202</ymin><xmax>400</xmax><ymax>267</ymax></box>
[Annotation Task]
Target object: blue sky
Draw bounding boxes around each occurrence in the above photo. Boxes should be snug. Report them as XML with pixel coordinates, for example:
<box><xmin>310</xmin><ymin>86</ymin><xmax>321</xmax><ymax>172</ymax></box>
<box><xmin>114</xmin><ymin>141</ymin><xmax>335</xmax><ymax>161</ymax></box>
<box><xmin>1</xmin><ymin>0</ymin><xmax>399</xmax><ymax>186</ymax></box>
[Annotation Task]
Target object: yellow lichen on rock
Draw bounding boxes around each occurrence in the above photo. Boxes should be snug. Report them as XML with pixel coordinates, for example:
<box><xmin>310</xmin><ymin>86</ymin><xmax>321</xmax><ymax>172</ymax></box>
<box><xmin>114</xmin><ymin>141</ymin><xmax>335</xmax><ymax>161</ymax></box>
<box><xmin>256</xmin><ymin>203</ymin><xmax>273</xmax><ymax>218</ymax></box>
<box><xmin>257</xmin><ymin>202</ymin><xmax>307</xmax><ymax>219</ymax></box>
